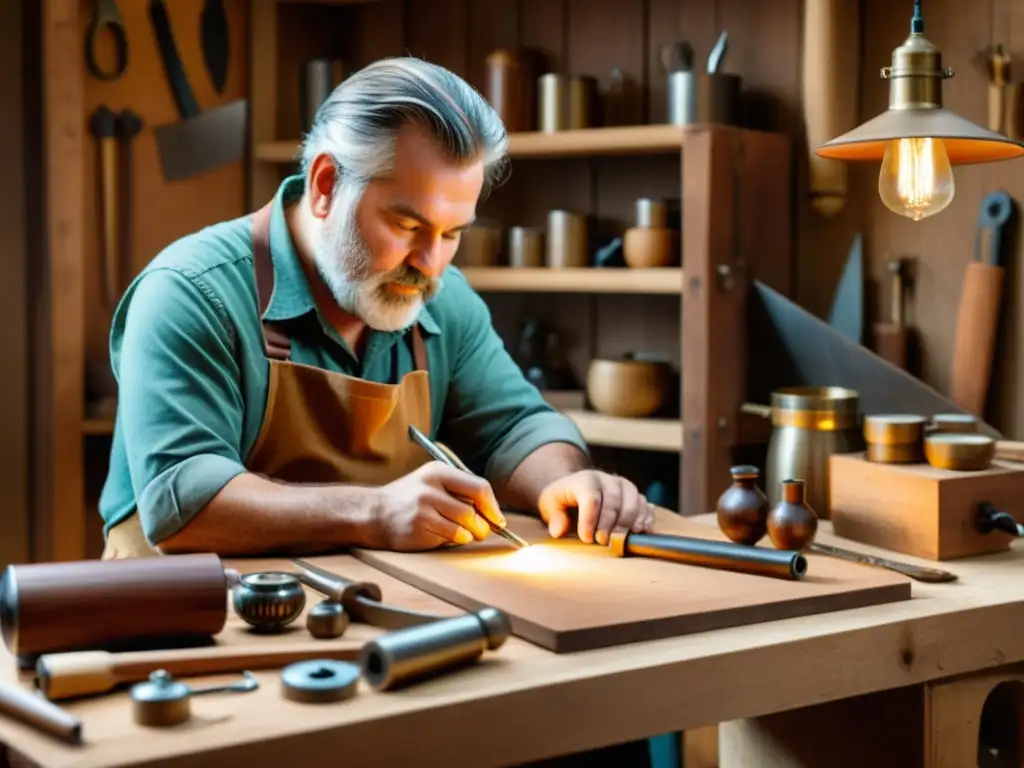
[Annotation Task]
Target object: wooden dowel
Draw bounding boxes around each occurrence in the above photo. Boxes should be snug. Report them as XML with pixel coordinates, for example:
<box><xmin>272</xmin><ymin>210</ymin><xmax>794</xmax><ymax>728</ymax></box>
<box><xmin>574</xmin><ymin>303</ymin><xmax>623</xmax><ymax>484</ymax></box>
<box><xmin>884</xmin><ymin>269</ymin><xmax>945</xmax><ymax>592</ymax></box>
<box><xmin>0</xmin><ymin>681</ymin><xmax>82</xmax><ymax>744</ymax></box>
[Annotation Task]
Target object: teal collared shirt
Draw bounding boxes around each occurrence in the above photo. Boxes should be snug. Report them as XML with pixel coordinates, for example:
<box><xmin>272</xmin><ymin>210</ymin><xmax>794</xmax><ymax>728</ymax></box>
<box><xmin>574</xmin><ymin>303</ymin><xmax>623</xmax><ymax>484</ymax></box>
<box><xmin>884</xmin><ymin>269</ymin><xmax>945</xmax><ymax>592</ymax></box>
<box><xmin>99</xmin><ymin>175</ymin><xmax>588</xmax><ymax>544</ymax></box>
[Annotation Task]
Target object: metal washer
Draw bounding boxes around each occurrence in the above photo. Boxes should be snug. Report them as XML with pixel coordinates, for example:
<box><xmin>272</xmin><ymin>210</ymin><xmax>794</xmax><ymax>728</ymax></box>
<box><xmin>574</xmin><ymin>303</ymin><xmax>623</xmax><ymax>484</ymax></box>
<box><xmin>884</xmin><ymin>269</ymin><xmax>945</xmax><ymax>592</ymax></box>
<box><xmin>280</xmin><ymin>659</ymin><xmax>361</xmax><ymax>704</ymax></box>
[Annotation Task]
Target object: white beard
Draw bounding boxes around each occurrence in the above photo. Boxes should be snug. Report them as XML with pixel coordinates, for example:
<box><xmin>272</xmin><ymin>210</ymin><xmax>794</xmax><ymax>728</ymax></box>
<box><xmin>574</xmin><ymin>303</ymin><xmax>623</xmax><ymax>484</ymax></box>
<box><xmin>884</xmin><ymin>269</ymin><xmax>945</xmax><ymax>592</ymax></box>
<box><xmin>312</xmin><ymin>186</ymin><xmax>443</xmax><ymax>332</ymax></box>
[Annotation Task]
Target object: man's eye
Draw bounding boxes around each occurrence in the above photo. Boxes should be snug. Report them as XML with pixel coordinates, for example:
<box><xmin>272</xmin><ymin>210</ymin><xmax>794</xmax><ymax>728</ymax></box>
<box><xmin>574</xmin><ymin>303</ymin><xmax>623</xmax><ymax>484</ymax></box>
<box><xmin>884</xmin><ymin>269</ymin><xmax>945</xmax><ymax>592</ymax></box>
<box><xmin>442</xmin><ymin>231</ymin><xmax>461</xmax><ymax>241</ymax></box>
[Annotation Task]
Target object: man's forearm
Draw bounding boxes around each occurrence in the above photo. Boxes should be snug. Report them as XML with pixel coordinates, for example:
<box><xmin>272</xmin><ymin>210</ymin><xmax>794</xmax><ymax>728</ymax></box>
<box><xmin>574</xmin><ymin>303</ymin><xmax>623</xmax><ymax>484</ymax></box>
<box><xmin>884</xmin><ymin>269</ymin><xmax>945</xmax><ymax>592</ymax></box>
<box><xmin>157</xmin><ymin>473</ymin><xmax>380</xmax><ymax>556</ymax></box>
<box><xmin>495</xmin><ymin>441</ymin><xmax>590</xmax><ymax>513</ymax></box>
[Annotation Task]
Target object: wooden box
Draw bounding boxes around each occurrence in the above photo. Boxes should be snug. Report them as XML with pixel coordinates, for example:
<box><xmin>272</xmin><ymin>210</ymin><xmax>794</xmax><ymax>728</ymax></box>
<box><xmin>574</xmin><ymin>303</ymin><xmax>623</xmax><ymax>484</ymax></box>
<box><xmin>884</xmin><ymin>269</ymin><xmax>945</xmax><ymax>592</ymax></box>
<box><xmin>829</xmin><ymin>452</ymin><xmax>1022</xmax><ymax>560</ymax></box>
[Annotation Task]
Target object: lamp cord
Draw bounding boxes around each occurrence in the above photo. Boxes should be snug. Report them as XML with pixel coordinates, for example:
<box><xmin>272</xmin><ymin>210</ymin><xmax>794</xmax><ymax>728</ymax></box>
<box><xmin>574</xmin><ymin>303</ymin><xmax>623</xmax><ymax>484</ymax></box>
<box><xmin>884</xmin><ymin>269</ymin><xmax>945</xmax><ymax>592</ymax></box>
<box><xmin>911</xmin><ymin>0</ymin><xmax>923</xmax><ymax>34</ymax></box>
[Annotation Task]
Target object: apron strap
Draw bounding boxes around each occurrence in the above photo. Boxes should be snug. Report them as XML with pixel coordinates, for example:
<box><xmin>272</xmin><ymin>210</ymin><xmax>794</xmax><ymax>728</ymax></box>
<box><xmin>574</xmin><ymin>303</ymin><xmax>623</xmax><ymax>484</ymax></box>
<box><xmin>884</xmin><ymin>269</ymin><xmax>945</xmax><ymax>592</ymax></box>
<box><xmin>411</xmin><ymin>323</ymin><xmax>428</xmax><ymax>373</ymax></box>
<box><xmin>251</xmin><ymin>202</ymin><xmax>293</xmax><ymax>361</ymax></box>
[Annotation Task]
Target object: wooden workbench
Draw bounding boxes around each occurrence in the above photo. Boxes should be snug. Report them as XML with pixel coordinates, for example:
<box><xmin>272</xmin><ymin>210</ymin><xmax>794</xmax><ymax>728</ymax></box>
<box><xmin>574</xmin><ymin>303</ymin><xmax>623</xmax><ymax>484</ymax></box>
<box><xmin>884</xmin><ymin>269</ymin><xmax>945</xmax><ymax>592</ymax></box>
<box><xmin>1</xmin><ymin>514</ymin><xmax>1022</xmax><ymax>768</ymax></box>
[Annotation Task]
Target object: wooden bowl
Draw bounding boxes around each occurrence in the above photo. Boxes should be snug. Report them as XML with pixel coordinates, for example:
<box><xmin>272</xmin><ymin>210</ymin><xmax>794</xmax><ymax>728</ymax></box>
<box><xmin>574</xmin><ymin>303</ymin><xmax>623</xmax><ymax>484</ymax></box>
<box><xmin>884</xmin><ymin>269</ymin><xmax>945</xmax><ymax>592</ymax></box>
<box><xmin>586</xmin><ymin>358</ymin><xmax>673</xmax><ymax>418</ymax></box>
<box><xmin>924</xmin><ymin>433</ymin><xmax>995</xmax><ymax>471</ymax></box>
<box><xmin>623</xmin><ymin>227</ymin><xmax>679</xmax><ymax>268</ymax></box>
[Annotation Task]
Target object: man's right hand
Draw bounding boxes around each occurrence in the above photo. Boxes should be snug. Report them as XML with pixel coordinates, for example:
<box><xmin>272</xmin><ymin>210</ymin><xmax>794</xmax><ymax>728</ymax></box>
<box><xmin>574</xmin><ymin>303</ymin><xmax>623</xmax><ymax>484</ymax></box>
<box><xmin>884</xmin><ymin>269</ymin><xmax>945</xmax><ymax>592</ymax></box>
<box><xmin>370</xmin><ymin>462</ymin><xmax>506</xmax><ymax>551</ymax></box>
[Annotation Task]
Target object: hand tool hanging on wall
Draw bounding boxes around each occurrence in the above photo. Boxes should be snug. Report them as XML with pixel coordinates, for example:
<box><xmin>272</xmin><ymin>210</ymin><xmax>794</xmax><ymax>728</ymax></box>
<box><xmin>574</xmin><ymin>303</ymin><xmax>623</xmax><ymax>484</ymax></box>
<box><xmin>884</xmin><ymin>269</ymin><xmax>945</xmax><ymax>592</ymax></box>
<box><xmin>88</xmin><ymin>105</ymin><xmax>120</xmax><ymax>309</ymax></box>
<box><xmin>86</xmin><ymin>0</ymin><xmax>128</xmax><ymax>81</ymax></box>
<box><xmin>985</xmin><ymin>44</ymin><xmax>1012</xmax><ymax>135</ymax></box>
<box><xmin>115</xmin><ymin>108</ymin><xmax>142</xmax><ymax>305</ymax></box>
<box><xmin>872</xmin><ymin>257</ymin><xmax>911</xmax><ymax>370</ymax></box>
<box><xmin>950</xmin><ymin>190</ymin><xmax>1016</xmax><ymax>418</ymax></box>
<box><xmin>200</xmin><ymin>0</ymin><xmax>229</xmax><ymax>94</ymax></box>
<box><xmin>826</xmin><ymin>232</ymin><xmax>864</xmax><ymax>343</ymax></box>
<box><xmin>802</xmin><ymin>0</ymin><xmax>861</xmax><ymax>216</ymax></box>
<box><xmin>148</xmin><ymin>0</ymin><xmax>247</xmax><ymax>182</ymax></box>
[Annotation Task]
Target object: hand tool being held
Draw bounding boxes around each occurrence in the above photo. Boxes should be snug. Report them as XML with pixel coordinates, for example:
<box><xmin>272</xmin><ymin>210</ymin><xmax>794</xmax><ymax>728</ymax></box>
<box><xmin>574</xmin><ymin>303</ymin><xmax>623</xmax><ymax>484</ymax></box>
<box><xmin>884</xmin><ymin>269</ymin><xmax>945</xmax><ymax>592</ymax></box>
<box><xmin>407</xmin><ymin>425</ymin><xmax>529</xmax><ymax>549</ymax></box>
<box><xmin>950</xmin><ymin>191</ymin><xmax>1015</xmax><ymax>417</ymax></box>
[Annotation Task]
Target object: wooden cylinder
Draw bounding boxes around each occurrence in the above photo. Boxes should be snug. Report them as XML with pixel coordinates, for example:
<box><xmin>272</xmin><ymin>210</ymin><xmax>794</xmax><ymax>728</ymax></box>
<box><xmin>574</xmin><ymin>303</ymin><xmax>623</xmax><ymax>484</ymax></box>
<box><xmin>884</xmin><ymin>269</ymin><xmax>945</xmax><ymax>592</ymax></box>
<box><xmin>0</xmin><ymin>554</ymin><xmax>231</xmax><ymax>658</ymax></box>
<box><xmin>950</xmin><ymin>261</ymin><xmax>1005</xmax><ymax>417</ymax></box>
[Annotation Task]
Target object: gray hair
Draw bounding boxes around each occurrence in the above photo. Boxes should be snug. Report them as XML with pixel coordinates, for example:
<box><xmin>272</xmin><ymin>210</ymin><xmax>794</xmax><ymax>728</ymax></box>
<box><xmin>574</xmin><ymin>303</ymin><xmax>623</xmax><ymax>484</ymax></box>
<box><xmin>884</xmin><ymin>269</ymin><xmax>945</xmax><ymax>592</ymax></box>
<box><xmin>300</xmin><ymin>57</ymin><xmax>510</xmax><ymax>196</ymax></box>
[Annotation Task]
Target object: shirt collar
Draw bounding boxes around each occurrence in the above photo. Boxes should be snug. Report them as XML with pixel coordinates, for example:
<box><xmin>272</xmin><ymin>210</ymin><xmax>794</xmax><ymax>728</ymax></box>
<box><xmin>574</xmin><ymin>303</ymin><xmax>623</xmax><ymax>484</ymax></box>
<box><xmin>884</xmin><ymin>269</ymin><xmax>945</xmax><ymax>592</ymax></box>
<box><xmin>261</xmin><ymin>174</ymin><xmax>442</xmax><ymax>340</ymax></box>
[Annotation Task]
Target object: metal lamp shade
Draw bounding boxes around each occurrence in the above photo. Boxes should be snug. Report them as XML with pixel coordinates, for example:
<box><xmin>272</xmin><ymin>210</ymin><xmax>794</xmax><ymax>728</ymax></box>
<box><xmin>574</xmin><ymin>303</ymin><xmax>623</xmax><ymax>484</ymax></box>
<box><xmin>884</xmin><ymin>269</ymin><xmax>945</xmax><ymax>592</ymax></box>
<box><xmin>816</xmin><ymin>107</ymin><xmax>1024</xmax><ymax>165</ymax></box>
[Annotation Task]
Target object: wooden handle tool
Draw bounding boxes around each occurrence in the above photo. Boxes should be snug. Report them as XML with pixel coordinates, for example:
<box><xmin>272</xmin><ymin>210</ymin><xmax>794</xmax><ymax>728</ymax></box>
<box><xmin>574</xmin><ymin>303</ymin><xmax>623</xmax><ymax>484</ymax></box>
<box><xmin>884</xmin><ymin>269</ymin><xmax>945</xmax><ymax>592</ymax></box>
<box><xmin>986</xmin><ymin>45</ymin><xmax>1011</xmax><ymax>133</ymax></box>
<box><xmin>872</xmin><ymin>257</ymin><xmax>908</xmax><ymax>369</ymax></box>
<box><xmin>0</xmin><ymin>681</ymin><xmax>81</xmax><ymax>744</ymax></box>
<box><xmin>802</xmin><ymin>0</ymin><xmax>860</xmax><ymax>217</ymax></box>
<box><xmin>951</xmin><ymin>191</ymin><xmax>1015</xmax><ymax>417</ymax></box>
<box><xmin>995</xmin><ymin>440</ymin><xmax>1024</xmax><ymax>462</ymax></box>
<box><xmin>35</xmin><ymin>642</ymin><xmax>363</xmax><ymax>701</ymax></box>
<box><xmin>114</xmin><ymin>109</ymin><xmax>143</xmax><ymax>303</ymax></box>
<box><xmin>88</xmin><ymin>105</ymin><xmax>119</xmax><ymax>309</ymax></box>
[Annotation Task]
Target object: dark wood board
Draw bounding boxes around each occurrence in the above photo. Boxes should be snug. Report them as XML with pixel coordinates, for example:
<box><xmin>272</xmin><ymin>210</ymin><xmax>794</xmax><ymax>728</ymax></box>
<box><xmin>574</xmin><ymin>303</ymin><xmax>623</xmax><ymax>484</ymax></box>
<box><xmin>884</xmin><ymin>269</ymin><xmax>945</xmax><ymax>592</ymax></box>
<box><xmin>353</xmin><ymin>510</ymin><xmax>912</xmax><ymax>653</ymax></box>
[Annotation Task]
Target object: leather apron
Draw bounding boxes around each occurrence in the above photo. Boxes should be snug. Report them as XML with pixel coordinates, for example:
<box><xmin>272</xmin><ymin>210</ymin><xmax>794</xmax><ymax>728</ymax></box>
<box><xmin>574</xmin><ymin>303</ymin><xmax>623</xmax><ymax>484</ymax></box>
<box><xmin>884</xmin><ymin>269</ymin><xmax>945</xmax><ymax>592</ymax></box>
<box><xmin>102</xmin><ymin>202</ymin><xmax>433</xmax><ymax>559</ymax></box>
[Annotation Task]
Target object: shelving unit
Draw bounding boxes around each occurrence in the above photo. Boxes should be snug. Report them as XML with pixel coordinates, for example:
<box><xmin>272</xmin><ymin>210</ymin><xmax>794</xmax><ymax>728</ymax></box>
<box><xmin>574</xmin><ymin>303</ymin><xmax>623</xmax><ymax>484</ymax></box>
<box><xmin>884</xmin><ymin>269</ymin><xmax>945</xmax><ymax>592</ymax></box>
<box><xmin>247</xmin><ymin>2</ymin><xmax>792</xmax><ymax>516</ymax></box>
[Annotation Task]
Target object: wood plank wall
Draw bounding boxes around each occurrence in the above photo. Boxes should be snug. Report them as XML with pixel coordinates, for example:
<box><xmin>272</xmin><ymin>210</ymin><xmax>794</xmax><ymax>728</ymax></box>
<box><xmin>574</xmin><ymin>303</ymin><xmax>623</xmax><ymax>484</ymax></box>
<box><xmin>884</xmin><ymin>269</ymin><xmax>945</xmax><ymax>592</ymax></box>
<box><xmin>0</xmin><ymin>0</ymin><xmax>31</xmax><ymax>569</ymax></box>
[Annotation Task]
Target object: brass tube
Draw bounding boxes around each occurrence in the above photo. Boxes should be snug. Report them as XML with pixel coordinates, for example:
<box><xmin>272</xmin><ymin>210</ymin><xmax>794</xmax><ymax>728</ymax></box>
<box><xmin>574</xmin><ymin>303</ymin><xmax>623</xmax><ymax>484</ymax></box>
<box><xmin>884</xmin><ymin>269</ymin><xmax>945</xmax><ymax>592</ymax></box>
<box><xmin>360</xmin><ymin>608</ymin><xmax>511</xmax><ymax>691</ymax></box>
<box><xmin>609</xmin><ymin>531</ymin><xmax>807</xmax><ymax>580</ymax></box>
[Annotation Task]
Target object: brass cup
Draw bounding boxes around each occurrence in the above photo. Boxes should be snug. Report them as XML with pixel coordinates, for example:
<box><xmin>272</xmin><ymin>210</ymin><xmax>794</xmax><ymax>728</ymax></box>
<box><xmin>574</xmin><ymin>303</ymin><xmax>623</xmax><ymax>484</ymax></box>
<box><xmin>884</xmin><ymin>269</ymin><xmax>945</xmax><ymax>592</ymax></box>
<box><xmin>769</xmin><ymin>386</ymin><xmax>860</xmax><ymax>431</ymax></box>
<box><xmin>863</xmin><ymin>413</ymin><xmax>928</xmax><ymax>445</ymax></box>
<box><xmin>929</xmin><ymin>413</ymin><xmax>979</xmax><ymax>434</ymax></box>
<box><xmin>924</xmin><ymin>433</ymin><xmax>995</xmax><ymax>471</ymax></box>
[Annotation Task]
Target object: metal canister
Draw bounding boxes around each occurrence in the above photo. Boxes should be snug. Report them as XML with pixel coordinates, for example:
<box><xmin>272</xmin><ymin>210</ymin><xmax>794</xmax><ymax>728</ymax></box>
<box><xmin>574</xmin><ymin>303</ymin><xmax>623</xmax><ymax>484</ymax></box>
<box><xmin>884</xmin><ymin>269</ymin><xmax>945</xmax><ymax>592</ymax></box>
<box><xmin>545</xmin><ymin>211</ymin><xmax>587</xmax><ymax>268</ymax></box>
<box><xmin>667</xmin><ymin>71</ymin><xmax>697</xmax><ymax>125</ymax></box>
<box><xmin>764</xmin><ymin>386</ymin><xmax>863</xmax><ymax>520</ymax></box>
<box><xmin>508</xmin><ymin>226</ymin><xmax>544</xmax><ymax>268</ymax></box>
<box><xmin>538</xmin><ymin>74</ymin><xmax>596</xmax><ymax>132</ymax></box>
<box><xmin>635</xmin><ymin>198</ymin><xmax>668</xmax><ymax>228</ymax></box>
<box><xmin>302</xmin><ymin>59</ymin><xmax>344</xmax><ymax>131</ymax></box>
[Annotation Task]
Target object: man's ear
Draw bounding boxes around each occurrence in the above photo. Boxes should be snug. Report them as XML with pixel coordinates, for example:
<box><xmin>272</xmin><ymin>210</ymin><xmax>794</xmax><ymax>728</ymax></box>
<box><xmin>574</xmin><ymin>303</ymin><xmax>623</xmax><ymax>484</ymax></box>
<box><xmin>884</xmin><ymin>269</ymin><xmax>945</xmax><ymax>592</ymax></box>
<box><xmin>308</xmin><ymin>155</ymin><xmax>338</xmax><ymax>219</ymax></box>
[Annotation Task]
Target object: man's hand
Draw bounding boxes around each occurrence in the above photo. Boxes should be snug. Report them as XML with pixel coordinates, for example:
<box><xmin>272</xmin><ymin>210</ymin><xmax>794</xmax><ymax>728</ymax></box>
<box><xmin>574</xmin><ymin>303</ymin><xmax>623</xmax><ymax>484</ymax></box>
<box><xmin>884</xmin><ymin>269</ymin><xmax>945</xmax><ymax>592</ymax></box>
<box><xmin>370</xmin><ymin>462</ymin><xmax>506</xmax><ymax>551</ymax></box>
<box><xmin>537</xmin><ymin>470</ymin><xmax>655</xmax><ymax>545</ymax></box>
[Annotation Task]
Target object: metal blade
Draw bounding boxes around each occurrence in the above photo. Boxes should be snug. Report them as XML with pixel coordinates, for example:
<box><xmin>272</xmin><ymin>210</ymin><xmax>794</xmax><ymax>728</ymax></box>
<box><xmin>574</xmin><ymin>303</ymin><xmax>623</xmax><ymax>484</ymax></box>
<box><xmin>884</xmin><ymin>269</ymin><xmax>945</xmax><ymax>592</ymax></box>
<box><xmin>826</xmin><ymin>232</ymin><xmax>864</xmax><ymax>343</ymax></box>
<box><xmin>153</xmin><ymin>99</ymin><xmax>247</xmax><ymax>182</ymax></box>
<box><xmin>808</xmin><ymin>542</ymin><xmax>958</xmax><ymax>583</ymax></box>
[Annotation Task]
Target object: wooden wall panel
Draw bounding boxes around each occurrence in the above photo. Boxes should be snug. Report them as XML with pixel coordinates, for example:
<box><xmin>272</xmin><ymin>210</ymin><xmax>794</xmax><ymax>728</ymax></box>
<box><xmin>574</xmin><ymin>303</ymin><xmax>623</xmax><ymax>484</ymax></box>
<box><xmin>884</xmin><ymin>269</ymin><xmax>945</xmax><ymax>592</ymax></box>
<box><xmin>81</xmin><ymin>0</ymin><xmax>250</xmax><ymax>368</ymax></box>
<box><xmin>0</xmin><ymin>0</ymin><xmax>31</xmax><ymax>568</ymax></box>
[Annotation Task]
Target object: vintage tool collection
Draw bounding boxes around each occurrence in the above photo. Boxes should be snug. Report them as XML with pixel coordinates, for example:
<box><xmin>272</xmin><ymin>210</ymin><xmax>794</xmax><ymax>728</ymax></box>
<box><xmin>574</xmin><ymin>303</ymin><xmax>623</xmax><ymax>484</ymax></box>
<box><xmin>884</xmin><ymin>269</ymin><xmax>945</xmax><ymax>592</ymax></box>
<box><xmin>0</xmin><ymin>553</ymin><xmax>512</xmax><ymax>742</ymax></box>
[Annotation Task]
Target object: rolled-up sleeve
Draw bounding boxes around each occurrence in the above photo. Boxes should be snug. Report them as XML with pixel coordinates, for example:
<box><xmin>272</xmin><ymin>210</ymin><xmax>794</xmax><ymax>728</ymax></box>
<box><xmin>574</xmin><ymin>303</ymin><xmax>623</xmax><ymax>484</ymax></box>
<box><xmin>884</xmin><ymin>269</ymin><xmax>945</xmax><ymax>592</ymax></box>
<box><xmin>437</xmin><ymin>278</ymin><xmax>590</xmax><ymax>487</ymax></box>
<box><xmin>113</xmin><ymin>268</ymin><xmax>249</xmax><ymax>544</ymax></box>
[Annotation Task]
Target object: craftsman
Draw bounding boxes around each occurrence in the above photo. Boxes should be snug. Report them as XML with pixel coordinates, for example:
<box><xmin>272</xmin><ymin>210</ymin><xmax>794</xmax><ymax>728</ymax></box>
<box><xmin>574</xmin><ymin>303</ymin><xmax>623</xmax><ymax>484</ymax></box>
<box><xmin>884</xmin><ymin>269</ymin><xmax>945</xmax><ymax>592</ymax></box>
<box><xmin>98</xmin><ymin>57</ymin><xmax>656</xmax><ymax>560</ymax></box>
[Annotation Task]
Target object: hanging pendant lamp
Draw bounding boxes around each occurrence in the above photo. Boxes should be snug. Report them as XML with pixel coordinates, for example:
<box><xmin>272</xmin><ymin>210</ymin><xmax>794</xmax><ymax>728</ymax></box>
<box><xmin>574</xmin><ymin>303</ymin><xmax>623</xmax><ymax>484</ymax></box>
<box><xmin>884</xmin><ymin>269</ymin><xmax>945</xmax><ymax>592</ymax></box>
<box><xmin>815</xmin><ymin>0</ymin><xmax>1024</xmax><ymax>221</ymax></box>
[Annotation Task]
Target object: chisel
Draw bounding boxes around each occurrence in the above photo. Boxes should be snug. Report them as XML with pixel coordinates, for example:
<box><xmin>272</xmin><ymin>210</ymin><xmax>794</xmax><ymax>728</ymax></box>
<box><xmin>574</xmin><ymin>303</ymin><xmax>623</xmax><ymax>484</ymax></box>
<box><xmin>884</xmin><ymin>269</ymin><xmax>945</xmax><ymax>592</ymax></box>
<box><xmin>407</xmin><ymin>426</ymin><xmax>529</xmax><ymax>549</ymax></box>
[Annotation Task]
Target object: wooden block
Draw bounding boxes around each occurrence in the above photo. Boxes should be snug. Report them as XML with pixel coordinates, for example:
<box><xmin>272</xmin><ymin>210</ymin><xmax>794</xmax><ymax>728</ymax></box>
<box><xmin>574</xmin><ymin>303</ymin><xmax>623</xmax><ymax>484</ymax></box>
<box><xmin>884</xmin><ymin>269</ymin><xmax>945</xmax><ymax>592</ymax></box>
<box><xmin>829</xmin><ymin>452</ymin><xmax>1021</xmax><ymax>560</ymax></box>
<box><xmin>353</xmin><ymin>510</ymin><xmax>911</xmax><ymax>653</ymax></box>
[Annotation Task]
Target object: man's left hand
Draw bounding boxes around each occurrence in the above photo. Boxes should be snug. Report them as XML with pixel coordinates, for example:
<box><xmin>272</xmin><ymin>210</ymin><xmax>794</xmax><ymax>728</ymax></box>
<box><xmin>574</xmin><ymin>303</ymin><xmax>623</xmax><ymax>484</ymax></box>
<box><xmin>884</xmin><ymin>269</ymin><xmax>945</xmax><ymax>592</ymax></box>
<box><xmin>536</xmin><ymin>470</ymin><xmax>655</xmax><ymax>546</ymax></box>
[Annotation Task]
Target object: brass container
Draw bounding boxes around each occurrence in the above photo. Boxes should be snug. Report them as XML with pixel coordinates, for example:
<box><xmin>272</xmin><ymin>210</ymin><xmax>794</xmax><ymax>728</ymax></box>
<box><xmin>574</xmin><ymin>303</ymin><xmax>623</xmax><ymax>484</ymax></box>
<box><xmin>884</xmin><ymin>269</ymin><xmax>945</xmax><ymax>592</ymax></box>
<box><xmin>764</xmin><ymin>386</ymin><xmax>862</xmax><ymax>520</ymax></box>
<box><xmin>538</xmin><ymin>74</ymin><xmax>596</xmax><ymax>132</ymax></box>
<box><xmin>924</xmin><ymin>433</ymin><xmax>995</xmax><ymax>471</ymax></box>
<box><xmin>929</xmin><ymin>413</ymin><xmax>979</xmax><ymax>434</ymax></box>
<box><xmin>453</xmin><ymin>224</ymin><xmax>501</xmax><ymax>267</ymax></box>
<box><xmin>545</xmin><ymin>210</ymin><xmax>587</xmax><ymax>268</ymax></box>
<box><xmin>863</xmin><ymin>414</ymin><xmax>927</xmax><ymax>463</ymax></box>
<box><xmin>507</xmin><ymin>226</ymin><xmax>544</xmax><ymax>268</ymax></box>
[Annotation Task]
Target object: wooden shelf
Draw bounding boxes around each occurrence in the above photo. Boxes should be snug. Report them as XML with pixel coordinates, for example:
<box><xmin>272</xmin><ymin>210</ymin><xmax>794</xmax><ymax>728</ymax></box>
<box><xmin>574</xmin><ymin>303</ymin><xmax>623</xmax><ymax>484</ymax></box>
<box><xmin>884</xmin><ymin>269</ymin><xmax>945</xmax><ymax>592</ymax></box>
<box><xmin>461</xmin><ymin>267</ymin><xmax>683</xmax><ymax>294</ymax></box>
<box><xmin>82</xmin><ymin>418</ymin><xmax>114</xmax><ymax>436</ymax></box>
<box><xmin>566</xmin><ymin>411</ymin><xmax>682</xmax><ymax>452</ymax></box>
<box><xmin>254</xmin><ymin>125</ymin><xmax>689</xmax><ymax>165</ymax></box>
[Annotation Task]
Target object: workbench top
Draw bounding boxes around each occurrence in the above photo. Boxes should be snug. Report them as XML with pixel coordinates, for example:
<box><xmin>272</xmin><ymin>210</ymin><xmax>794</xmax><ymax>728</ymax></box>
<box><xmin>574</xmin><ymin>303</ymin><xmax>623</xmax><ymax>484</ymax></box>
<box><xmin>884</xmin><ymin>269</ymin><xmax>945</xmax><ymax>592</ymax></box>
<box><xmin>2</xmin><ymin>512</ymin><xmax>1022</xmax><ymax>768</ymax></box>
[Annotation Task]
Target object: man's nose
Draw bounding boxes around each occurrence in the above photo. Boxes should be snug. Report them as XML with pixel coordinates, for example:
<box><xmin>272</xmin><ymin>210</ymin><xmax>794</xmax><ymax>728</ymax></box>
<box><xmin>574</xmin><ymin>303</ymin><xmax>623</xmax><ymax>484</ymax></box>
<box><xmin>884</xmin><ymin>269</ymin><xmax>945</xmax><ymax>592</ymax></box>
<box><xmin>408</xmin><ymin>236</ymin><xmax>447</xmax><ymax>277</ymax></box>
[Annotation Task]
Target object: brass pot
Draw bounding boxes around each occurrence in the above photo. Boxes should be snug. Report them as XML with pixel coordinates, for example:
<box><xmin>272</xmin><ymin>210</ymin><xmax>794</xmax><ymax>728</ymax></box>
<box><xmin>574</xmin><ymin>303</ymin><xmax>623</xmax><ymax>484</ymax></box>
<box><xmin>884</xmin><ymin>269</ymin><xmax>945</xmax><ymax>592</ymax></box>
<box><xmin>763</xmin><ymin>386</ymin><xmax>863</xmax><ymax>520</ymax></box>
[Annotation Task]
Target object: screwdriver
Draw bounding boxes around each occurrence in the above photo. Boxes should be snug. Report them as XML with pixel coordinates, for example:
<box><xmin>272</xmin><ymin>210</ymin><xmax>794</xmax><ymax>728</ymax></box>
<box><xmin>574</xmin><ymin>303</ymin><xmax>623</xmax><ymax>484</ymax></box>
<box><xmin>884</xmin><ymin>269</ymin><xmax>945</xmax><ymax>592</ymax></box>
<box><xmin>407</xmin><ymin>425</ymin><xmax>529</xmax><ymax>549</ymax></box>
